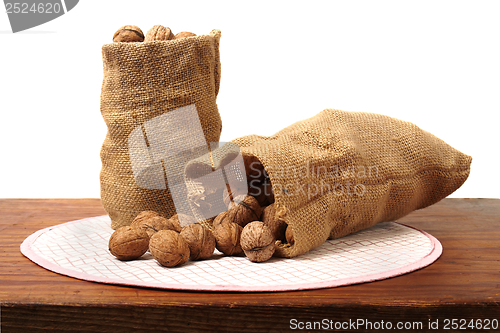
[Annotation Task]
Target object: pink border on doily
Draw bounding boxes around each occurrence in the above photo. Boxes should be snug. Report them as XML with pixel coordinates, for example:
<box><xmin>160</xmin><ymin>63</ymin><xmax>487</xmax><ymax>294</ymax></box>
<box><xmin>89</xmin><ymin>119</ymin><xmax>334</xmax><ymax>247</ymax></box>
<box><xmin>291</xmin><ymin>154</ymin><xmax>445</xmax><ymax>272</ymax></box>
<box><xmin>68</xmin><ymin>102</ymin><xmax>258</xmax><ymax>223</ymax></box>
<box><xmin>20</xmin><ymin>217</ymin><xmax>442</xmax><ymax>292</ymax></box>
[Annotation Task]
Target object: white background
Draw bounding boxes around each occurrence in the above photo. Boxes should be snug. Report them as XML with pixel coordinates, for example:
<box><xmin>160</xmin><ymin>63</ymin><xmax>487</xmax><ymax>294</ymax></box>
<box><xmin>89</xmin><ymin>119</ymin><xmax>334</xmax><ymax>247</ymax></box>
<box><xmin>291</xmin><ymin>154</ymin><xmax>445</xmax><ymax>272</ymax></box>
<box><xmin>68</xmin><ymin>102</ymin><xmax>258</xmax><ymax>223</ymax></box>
<box><xmin>0</xmin><ymin>0</ymin><xmax>498</xmax><ymax>198</ymax></box>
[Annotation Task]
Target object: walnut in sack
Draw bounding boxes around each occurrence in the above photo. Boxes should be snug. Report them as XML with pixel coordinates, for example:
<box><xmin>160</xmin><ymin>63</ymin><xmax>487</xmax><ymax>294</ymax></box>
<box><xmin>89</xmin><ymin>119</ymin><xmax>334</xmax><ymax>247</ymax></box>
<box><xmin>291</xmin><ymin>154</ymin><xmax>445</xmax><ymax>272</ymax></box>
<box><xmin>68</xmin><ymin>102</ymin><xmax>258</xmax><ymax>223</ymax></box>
<box><xmin>262</xmin><ymin>203</ymin><xmax>287</xmax><ymax>242</ymax></box>
<box><xmin>144</xmin><ymin>24</ymin><xmax>173</xmax><ymax>41</ymax></box>
<box><xmin>113</xmin><ymin>25</ymin><xmax>144</xmax><ymax>43</ymax></box>
<box><xmin>226</xmin><ymin>194</ymin><xmax>262</xmax><ymax>228</ymax></box>
<box><xmin>180</xmin><ymin>224</ymin><xmax>216</xmax><ymax>260</ymax></box>
<box><xmin>174</xmin><ymin>31</ymin><xmax>197</xmax><ymax>39</ymax></box>
<box><xmin>108</xmin><ymin>226</ymin><xmax>149</xmax><ymax>260</ymax></box>
<box><xmin>149</xmin><ymin>230</ymin><xmax>190</xmax><ymax>267</ymax></box>
<box><xmin>222</xmin><ymin>185</ymin><xmax>246</xmax><ymax>208</ymax></box>
<box><xmin>213</xmin><ymin>222</ymin><xmax>243</xmax><ymax>256</ymax></box>
<box><xmin>240</xmin><ymin>221</ymin><xmax>276</xmax><ymax>263</ymax></box>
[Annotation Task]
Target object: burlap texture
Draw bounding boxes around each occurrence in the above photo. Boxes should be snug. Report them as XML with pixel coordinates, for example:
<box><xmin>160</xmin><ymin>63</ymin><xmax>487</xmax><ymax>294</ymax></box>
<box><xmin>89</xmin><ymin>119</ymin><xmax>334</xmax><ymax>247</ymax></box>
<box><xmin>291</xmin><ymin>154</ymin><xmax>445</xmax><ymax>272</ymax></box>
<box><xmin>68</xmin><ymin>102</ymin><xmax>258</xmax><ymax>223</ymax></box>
<box><xmin>201</xmin><ymin>109</ymin><xmax>471</xmax><ymax>258</ymax></box>
<box><xmin>100</xmin><ymin>29</ymin><xmax>222</xmax><ymax>230</ymax></box>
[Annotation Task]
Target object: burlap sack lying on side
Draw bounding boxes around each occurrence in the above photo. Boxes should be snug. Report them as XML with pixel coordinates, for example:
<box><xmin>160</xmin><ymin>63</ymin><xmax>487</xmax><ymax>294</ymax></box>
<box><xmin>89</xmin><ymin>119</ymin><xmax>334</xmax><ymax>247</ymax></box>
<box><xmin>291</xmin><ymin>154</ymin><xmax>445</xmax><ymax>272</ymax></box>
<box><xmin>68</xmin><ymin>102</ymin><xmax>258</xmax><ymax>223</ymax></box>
<box><xmin>100</xmin><ymin>29</ymin><xmax>222</xmax><ymax>230</ymax></box>
<box><xmin>188</xmin><ymin>109</ymin><xmax>471</xmax><ymax>258</ymax></box>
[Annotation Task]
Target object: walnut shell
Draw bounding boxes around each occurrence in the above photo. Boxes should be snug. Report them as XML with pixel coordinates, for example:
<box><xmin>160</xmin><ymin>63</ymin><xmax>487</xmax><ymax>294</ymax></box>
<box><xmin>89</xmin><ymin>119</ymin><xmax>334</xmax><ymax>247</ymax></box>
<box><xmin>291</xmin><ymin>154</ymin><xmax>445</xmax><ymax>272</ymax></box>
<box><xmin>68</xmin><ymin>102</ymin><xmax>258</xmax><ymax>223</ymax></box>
<box><xmin>130</xmin><ymin>210</ymin><xmax>159</xmax><ymax>233</ymax></box>
<box><xmin>262</xmin><ymin>203</ymin><xmax>287</xmax><ymax>242</ymax></box>
<box><xmin>212</xmin><ymin>211</ymin><xmax>228</xmax><ymax>230</ymax></box>
<box><xmin>145</xmin><ymin>24</ymin><xmax>173</xmax><ymax>42</ymax></box>
<box><xmin>149</xmin><ymin>230</ymin><xmax>190</xmax><ymax>267</ymax></box>
<box><xmin>169</xmin><ymin>213</ymin><xmax>196</xmax><ymax>229</ymax></box>
<box><xmin>109</xmin><ymin>226</ymin><xmax>149</xmax><ymax>260</ymax></box>
<box><xmin>213</xmin><ymin>222</ymin><xmax>243</xmax><ymax>256</ymax></box>
<box><xmin>173</xmin><ymin>31</ymin><xmax>197</xmax><ymax>39</ymax></box>
<box><xmin>113</xmin><ymin>25</ymin><xmax>144</xmax><ymax>43</ymax></box>
<box><xmin>131</xmin><ymin>214</ymin><xmax>181</xmax><ymax>239</ymax></box>
<box><xmin>133</xmin><ymin>210</ymin><xmax>160</xmax><ymax>220</ymax></box>
<box><xmin>226</xmin><ymin>195</ymin><xmax>262</xmax><ymax>228</ymax></box>
<box><xmin>240</xmin><ymin>222</ymin><xmax>276</xmax><ymax>263</ymax></box>
<box><xmin>222</xmin><ymin>185</ymin><xmax>246</xmax><ymax>208</ymax></box>
<box><xmin>286</xmin><ymin>225</ymin><xmax>294</xmax><ymax>245</ymax></box>
<box><xmin>129</xmin><ymin>211</ymin><xmax>158</xmax><ymax>237</ymax></box>
<box><xmin>180</xmin><ymin>224</ymin><xmax>216</xmax><ymax>260</ymax></box>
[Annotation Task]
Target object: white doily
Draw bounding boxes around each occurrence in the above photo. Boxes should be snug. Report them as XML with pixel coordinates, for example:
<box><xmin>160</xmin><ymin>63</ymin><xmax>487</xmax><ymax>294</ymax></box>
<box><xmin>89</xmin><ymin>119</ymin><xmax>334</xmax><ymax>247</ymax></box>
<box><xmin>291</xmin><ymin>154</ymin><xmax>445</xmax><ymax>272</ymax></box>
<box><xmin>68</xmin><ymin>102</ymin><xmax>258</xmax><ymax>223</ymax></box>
<box><xmin>21</xmin><ymin>216</ymin><xmax>441</xmax><ymax>292</ymax></box>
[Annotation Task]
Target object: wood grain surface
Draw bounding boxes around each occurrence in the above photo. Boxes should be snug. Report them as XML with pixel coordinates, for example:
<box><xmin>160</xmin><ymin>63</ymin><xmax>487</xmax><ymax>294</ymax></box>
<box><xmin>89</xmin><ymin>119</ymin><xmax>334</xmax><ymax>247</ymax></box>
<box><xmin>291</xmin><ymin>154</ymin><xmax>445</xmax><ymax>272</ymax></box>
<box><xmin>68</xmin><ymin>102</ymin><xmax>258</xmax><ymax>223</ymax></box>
<box><xmin>0</xmin><ymin>198</ymin><xmax>499</xmax><ymax>332</ymax></box>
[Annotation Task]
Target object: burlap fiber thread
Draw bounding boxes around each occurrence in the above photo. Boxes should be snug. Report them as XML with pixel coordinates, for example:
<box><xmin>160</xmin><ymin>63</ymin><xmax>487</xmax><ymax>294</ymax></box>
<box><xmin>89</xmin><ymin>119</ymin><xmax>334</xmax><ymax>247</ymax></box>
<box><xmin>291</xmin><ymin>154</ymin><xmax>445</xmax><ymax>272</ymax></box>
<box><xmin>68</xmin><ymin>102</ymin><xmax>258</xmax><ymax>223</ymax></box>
<box><xmin>100</xmin><ymin>29</ymin><xmax>222</xmax><ymax>230</ymax></box>
<box><xmin>193</xmin><ymin>109</ymin><xmax>471</xmax><ymax>258</ymax></box>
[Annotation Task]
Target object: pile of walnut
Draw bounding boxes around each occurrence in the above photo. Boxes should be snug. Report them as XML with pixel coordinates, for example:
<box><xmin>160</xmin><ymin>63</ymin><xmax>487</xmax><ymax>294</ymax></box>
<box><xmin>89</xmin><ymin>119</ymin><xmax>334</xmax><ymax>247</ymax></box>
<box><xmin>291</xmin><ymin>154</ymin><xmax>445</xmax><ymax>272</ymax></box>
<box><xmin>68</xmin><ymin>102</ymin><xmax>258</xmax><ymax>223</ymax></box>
<box><xmin>109</xmin><ymin>159</ymin><xmax>294</xmax><ymax>266</ymax></box>
<box><xmin>112</xmin><ymin>24</ymin><xmax>197</xmax><ymax>43</ymax></box>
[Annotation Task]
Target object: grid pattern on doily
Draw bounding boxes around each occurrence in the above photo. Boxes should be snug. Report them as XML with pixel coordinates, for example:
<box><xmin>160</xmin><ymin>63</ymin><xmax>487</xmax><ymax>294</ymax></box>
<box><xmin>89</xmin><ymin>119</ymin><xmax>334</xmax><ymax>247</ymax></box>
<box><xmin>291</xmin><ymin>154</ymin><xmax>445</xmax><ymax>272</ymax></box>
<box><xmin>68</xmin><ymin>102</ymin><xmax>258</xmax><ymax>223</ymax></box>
<box><xmin>22</xmin><ymin>216</ymin><xmax>437</xmax><ymax>291</ymax></box>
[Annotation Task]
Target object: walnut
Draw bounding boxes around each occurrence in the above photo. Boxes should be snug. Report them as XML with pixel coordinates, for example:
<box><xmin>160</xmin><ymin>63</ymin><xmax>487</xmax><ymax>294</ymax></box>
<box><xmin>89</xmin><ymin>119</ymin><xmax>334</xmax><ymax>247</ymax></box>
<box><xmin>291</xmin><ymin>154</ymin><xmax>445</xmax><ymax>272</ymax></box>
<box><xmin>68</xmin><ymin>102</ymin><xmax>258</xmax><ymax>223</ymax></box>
<box><xmin>240</xmin><ymin>222</ymin><xmax>276</xmax><ymax>263</ymax></box>
<box><xmin>286</xmin><ymin>225</ymin><xmax>294</xmax><ymax>245</ymax></box>
<box><xmin>131</xmin><ymin>210</ymin><xmax>159</xmax><ymax>224</ymax></box>
<box><xmin>226</xmin><ymin>195</ymin><xmax>262</xmax><ymax>228</ymax></box>
<box><xmin>169</xmin><ymin>213</ymin><xmax>196</xmax><ymax>229</ymax></box>
<box><xmin>145</xmin><ymin>25</ymin><xmax>173</xmax><ymax>42</ymax></box>
<box><xmin>262</xmin><ymin>203</ymin><xmax>287</xmax><ymax>242</ymax></box>
<box><xmin>149</xmin><ymin>230</ymin><xmax>190</xmax><ymax>267</ymax></box>
<box><xmin>222</xmin><ymin>185</ymin><xmax>246</xmax><ymax>208</ymax></box>
<box><xmin>173</xmin><ymin>31</ymin><xmax>197</xmax><ymax>39</ymax></box>
<box><xmin>212</xmin><ymin>211</ymin><xmax>228</xmax><ymax>230</ymax></box>
<box><xmin>180</xmin><ymin>224</ymin><xmax>216</xmax><ymax>260</ymax></box>
<box><xmin>130</xmin><ymin>213</ymin><xmax>181</xmax><ymax>239</ymax></box>
<box><xmin>108</xmin><ymin>226</ymin><xmax>149</xmax><ymax>260</ymax></box>
<box><xmin>129</xmin><ymin>211</ymin><xmax>157</xmax><ymax>236</ymax></box>
<box><xmin>213</xmin><ymin>222</ymin><xmax>243</xmax><ymax>256</ymax></box>
<box><xmin>113</xmin><ymin>25</ymin><xmax>144</xmax><ymax>43</ymax></box>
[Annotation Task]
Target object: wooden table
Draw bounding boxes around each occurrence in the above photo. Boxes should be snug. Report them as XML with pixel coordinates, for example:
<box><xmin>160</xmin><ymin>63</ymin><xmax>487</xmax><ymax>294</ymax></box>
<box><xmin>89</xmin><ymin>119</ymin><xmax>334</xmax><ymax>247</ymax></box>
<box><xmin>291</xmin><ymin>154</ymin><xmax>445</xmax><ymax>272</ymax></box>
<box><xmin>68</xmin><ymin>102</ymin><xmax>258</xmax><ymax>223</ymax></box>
<box><xmin>0</xmin><ymin>198</ymin><xmax>499</xmax><ymax>332</ymax></box>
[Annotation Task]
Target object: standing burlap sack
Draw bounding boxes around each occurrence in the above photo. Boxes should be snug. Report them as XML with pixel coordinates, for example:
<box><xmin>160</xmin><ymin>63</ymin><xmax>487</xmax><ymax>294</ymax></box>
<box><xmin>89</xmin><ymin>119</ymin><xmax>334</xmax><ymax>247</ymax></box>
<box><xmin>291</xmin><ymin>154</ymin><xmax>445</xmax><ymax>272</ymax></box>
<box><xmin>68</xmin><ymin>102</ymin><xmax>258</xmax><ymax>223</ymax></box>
<box><xmin>187</xmin><ymin>109</ymin><xmax>471</xmax><ymax>258</ymax></box>
<box><xmin>100</xmin><ymin>29</ymin><xmax>222</xmax><ymax>230</ymax></box>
